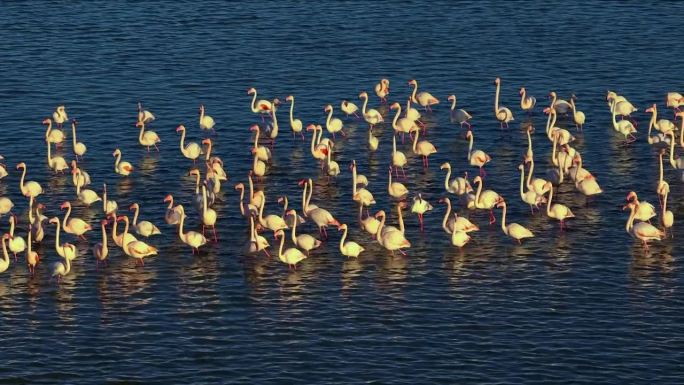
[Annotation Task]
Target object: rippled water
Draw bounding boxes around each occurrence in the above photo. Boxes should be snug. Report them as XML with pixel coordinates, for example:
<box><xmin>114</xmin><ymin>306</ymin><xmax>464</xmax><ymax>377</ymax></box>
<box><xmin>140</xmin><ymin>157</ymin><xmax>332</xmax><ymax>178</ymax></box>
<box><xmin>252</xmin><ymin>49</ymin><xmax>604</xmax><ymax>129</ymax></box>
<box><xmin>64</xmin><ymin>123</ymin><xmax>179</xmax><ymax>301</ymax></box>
<box><xmin>1</xmin><ymin>1</ymin><xmax>683</xmax><ymax>383</ymax></box>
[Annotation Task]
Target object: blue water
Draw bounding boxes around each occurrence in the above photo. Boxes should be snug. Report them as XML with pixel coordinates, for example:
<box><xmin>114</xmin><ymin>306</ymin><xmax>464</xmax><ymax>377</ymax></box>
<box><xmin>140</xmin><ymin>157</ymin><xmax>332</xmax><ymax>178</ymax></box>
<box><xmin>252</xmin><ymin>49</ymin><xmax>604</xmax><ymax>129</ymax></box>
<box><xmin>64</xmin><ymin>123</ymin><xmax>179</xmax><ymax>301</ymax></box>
<box><xmin>1</xmin><ymin>1</ymin><xmax>683</xmax><ymax>384</ymax></box>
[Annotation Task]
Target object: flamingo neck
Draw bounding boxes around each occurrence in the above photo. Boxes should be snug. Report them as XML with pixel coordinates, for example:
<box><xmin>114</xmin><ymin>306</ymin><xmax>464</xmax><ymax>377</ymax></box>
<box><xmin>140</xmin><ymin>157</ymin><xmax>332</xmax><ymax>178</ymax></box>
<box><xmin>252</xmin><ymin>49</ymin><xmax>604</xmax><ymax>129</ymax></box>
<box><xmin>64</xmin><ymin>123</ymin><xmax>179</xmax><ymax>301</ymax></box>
<box><xmin>546</xmin><ymin>186</ymin><xmax>554</xmax><ymax>215</ymax></box>
<box><xmin>251</xmin><ymin>92</ymin><xmax>258</xmax><ymax>112</ymax></box>
<box><xmin>249</xmin><ymin>216</ymin><xmax>256</xmax><ymax>242</ymax></box>
<box><xmin>397</xmin><ymin>204</ymin><xmax>405</xmax><ymax>234</ymax></box>
<box><xmin>475</xmin><ymin>179</ymin><xmax>483</xmax><ymax>205</ymax></box>
<box><xmin>326</xmin><ymin>108</ymin><xmax>333</xmax><ymax>127</ymax></box>
<box><xmin>376</xmin><ymin>213</ymin><xmax>386</xmax><ymax>242</ymax></box>
<box><xmin>114</xmin><ymin>152</ymin><xmax>121</xmax><ymax>168</ymax></box>
<box><xmin>62</xmin><ymin>205</ymin><xmax>71</xmax><ymax>229</ymax></box>
<box><xmin>392</xmin><ymin>135</ymin><xmax>397</xmax><ymax>154</ymax></box>
<box><xmin>278</xmin><ymin>232</ymin><xmax>285</xmax><ymax>260</ymax></box>
<box><xmin>179</xmin><ymin>130</ymin><xmax>186</xmax><ymax>153</ymax></box>
<box><xmin>392</xmin><ymin>107</ymin><xmax>401</xmax><ymax>130</ymax></box>
<box><xmin>361</xmin><ymin>95</ymin><xmax>368</xmax><ymax>115</ymax></box>
<box><xmin>450</xmin><ymin>97</ymin><xmax>456</xmax><ymax>110</ymax></box>
<box><xmin>19</xmin><ymin>166</ymin><xmax>26</xmax><ymax>192</ymax></box>
<box><xmin>307</xmin><ymin>180</ymin><xmax>314</xmax><ymax>210</ymax></box>
<box><xmin>45</xmin><ymin>121</ymin><xmax>52</xmax><ymax>139</ymax></box>
<box><xmin>258</xmin><ymin>200</ymin><xmax>265</xmax><ymax>225</ymax></box>
<box><xmin>526</xmin><ymin>130</ymin><xmax>532</xmax><ymax>155</ymax></box>
<box><xmin>519</xmin><ymin>167</ymin><xmax>526</xmax><ymax>199</ymax></box>
<box><xmin>289</xmin><ymin>99</ymin><xmax>295</xmax><ymax>123</ymax></box>
<box><xmin>0</xmin><ymin>238</ymin><xmax>7</xmax><ymax>263</ymax></box>
<box><xmin>443</xmin><ymin>165</ymin><xmax>452</xmax><ymax>192</ymax></box>
<box><xmin>205</xmin><ymin>141</ymin><xmax>212</xmax><ymax>161</ymax></box>
<box><xmin>669</xmin><ymin>132</ymin><xmax>677</xmax><ymax>167</ymax></box>
<box><xmin>494</xmin><ymin>81</ymin><xmax>500</xmax><ymax>113</ymax></box>
<box><xmin>281</xmin><ymin>198</ymin><xmax>288</xmax><ymax>217</ymax></box>
<box><xmin>202</xmin><ymin>186</ymin><xmax>208</xmax><ymax>215</ymax></box>
<box><xmin>500</xmin><ymin>203</ymin><xmax>507</xmax><ymax>233</ymax></box>
<box><xmin>626</xmin><ymin>205</ymin><xmax>636</xmax><ymax>232</ymax></box>
<box><xmin>72</xmin><ymin>123</ymin><xmax>77</xmax><ymax>146</ymax></box>
<box><xmin>442</xmin><ymin>199</ymin><xmax>451</xmax><ymax>232</ymax></box>
<box><xmin>178</xmin><ymin>211</ymin><xmax>186</xmax><ymax>239</ymax></box>
<box><xmin>467</xmin><ymin>134</ymin><xmax>474</xmax><ymax>160</ymax></box>
<box><xmin>412</xmin><ymin>129</ymin><xmax>419</xmax><ymax>152</ymax></box>
<box><xmin>54</xmin><ymin>221</ymin><xmax>61</xmax><ymax>252</ymax></box>
<box><xmin>139</xmin><ymin>124</ymin><xmax>145</xmax><ymax>144</ymax></box>
<box><xmin>352</xmin><ymin>164</ymin><xmax>357</xmax><ymax>195</ymax></box>
<box><xmin>290</xmin><ymin>210</ymin><xmax>297</xmax><ymax>242</ymax></box>
<box><xmin>339</xmin><ymin>227</ymin><xmax>347</xmax><ymax>253</ymax></box>
<box><xmin>200</xmin><ymin>106</ymin><xmax>205</xmax><ymax>122</ymax></box>
<box><xmin>132</xmin><ymin>206</ymin><xmax>140</xmax><ymax>225</ymax></box>
<box><xmin>410</xmin><ymin>82</ymin><xmax>418</xmax><ymax>103</ymax></box>
<box><xmin>101</xmin><ymin>223</ymin><xmax>108</xmax><ymax>250</ymax></box>
<box><xmin>47</xmin><ymin>140</ymin><xmax>52</xmax><ymax>164</ymax></box>
<box><xmin>270</xmin><ymin>108</ymin><xmax>278</xmax><ymax>138</ymax></box>
<box><xmin>9</xmin><ymin>217</ymin><xmax>15</xmax><ymax>236</ymax></box>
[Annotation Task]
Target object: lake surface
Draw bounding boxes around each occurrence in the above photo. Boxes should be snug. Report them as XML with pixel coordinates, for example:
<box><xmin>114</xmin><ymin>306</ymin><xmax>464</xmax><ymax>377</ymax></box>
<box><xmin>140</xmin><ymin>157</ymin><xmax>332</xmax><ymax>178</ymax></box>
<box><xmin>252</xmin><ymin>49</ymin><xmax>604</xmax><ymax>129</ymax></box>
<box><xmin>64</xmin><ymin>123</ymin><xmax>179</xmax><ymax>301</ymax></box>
<box><xmin>1</xmin><ymin>1</ymin><xmax>683</xmax><ymax>384</ymax></box>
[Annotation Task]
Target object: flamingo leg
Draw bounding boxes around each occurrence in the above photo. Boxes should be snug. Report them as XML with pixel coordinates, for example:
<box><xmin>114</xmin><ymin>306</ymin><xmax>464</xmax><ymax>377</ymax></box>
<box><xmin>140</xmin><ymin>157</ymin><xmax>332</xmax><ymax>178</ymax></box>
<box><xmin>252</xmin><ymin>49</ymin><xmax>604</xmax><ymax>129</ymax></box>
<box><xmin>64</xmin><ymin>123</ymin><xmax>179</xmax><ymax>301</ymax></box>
<box><xmin>489</xmin><ymin>210</ymin><xmax>496</xmax><ymax>225</ymax></box>
<box><xmin>419</xmin><ymin>213</ymin><xmax>424</xmax><ymax>232</ymax></box>
<box><xmin>213</xmin><ymin>227</ymin><xmax>218</xmax><ymax>243</ymax></box>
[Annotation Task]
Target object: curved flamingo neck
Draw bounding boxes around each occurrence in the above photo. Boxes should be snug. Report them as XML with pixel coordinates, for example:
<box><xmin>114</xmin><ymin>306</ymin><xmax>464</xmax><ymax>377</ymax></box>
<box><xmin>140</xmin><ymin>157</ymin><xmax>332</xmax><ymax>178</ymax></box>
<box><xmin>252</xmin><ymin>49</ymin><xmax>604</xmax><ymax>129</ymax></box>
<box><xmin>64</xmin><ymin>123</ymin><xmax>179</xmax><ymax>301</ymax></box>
<box><xmin>494</xmin><ymin>81</ymin><xmax>500</xmax><ymax>113</ymax></box>
<box><xmin>179</xmin><ymin>129</ymin><xmax>186</xmax><ymax>153</ymax></box>
<box><xmin>410</xmin><ymin>82</ymin><xmax>418</xmax><ymax>103</ymax></box>
<box><xmin>392</xmin><ymin>107</ymin><xmax>401</xmax><ymax>130</ymax></box>
<box><xmin>19</xmin><ymin>166</ymin><xmax>26</xmax><ymax>191</ymax></box>
<box><xmin>450</xmin><ymin>97</ymin><xmax>456</xmax><ymax>110</ymax></box>
<box><xmin>339</xmin><ymin>226</ymin><xmax>347</xmax><ymax>253</ymax></box>
<box><xmin>200</xmin><ymin>106</ymin><xmax>205</xmax><ymax>122</ymax></box>
<box><xmin>250</xmin><ymin>91</ymin><xmax>258</xmax><ymax>112</ymax></box>
<box><xmin>289</xmin><ymin>99</ymin><xmax>295</xmax><ymax>124</ymax></box>
<box><xmin>114</xmin><ymin>151</ymin><xmax>122</xmax><ymax>168</ymax></box>
<box><xmin>101</xmin><ymin>222</ymin><xmax>108</xmax><ymax>251</ymax></box>
<box><xmin>500</xmin><ymin>202</ymin><xmax>507</xmax><ymax>232</ymax></box>
<box><xmin>205</xmin><ymin>141</ymin><xmax>212</xmax><ymax>161</ymax></box>
<box><xmin>412</xmin><ymin>129</ymin><xmax>420</xmax><ymax>152</ymax></box>
<box><xmin>442</xmin><ymin>199</ymin><xmax>452</xmax><ymax>232</ymax></box>
<box><xmin>467</xmin><ymin>134</ymin><xmax>474</xmax><ymax>160</ymax></box>
<box><xmin>546</xmin><ymin>185</ymin><xmax>554</xmax><ymax>215</ymax></box>
<box><xmin>443</xmin><ymin>164</ymin><xmax>452</xmax><ymax>192</ymax></box>
<box><xmin>361</xmin><ymin>95</ymin><xmax>368</xmax><ymax>115</ymax></box>
<box><xmin>62</xmin><ymin>205</ymin><xmax>71</xmax><ymax>229</ymax></box>
<box><xmin>132</xmin><ymin>205</ymin><xmax>140</xmax><ymax>225</ymax></box>
<box><xmin>626</xmin><ymin>205</ymin><xmax>636</xmax><ymax>232</ymax></box>
<box><xmin>277</xmin><ymin>232</ymin><xmax>285</xmax><ymax>260</ymax></box>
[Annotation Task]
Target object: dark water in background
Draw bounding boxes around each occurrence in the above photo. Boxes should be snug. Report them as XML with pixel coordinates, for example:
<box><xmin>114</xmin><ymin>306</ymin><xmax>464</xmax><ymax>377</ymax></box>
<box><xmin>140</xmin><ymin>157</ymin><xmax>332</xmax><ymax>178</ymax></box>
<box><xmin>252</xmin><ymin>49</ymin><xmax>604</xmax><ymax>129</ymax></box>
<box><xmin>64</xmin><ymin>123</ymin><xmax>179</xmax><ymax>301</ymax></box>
<box><xmin>1</xmin><ymin>1</ymin><xmax>683</xmax><ymax>383</ymax></box>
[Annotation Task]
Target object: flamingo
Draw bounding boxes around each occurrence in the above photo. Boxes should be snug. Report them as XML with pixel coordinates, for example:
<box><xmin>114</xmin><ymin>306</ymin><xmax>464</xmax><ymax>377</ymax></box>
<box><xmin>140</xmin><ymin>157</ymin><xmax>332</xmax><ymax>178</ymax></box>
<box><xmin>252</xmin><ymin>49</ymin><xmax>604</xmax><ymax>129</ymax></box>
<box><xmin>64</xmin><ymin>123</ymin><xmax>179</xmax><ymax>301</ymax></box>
<box><xmin>0</xmin><ymin>234</ymin><xmax>10</xmax><ymax>274</ymax></box>
<box><xmin>374</xmin><ymin>78</ymin><xmax>390</xmax><ymax>103</ymax></box>
<box><xmin>545</xmin><ymin>182</ymin><xmax>575</xmax><ymax>230</ymax></box>
<box><xmin>70</xmin><ymin>119</ymin><xmax>87</xmax><ymax>160</ymax></box>
<box><xmin>549</xmin><ymin>91</ymin><xmax>571</xmax><ymax>116</ymax></box>
<box><xmin>625</xmin><ymin>191</ymin><xmax>657</xmax><ymax>222</ymax></box>
<box><xmin>494</xmin><ymin>77</ymin><xmax>514</xmax><ymax>128</ymax></box>
<box><xmin>248</xmin><ymin>87</ymin><xmax>274</xmax><ymax>121</ymax></box>
<box><xmin>519</xmin><ymin>87</ymin><xmax>536</xmax><ymax>115</ymax></box>
<box><xmin>518</xmin><ymin>164</ymin><xmax>546</xmax><ymax>214</ymax></box>
<box><xmin>338</xmin><ymin>224</ymin><xmax>365</xmax><ymax>258</ymax></box>
<box><xmin>439</xmin><ymin>197</ymin><xmax>479</xmax><ymax>234</ymax></box>
<box><xmin>286</xmin><ymin>95</ymin><xmax>304</xmax><ymax>140</ymax></box>
<box><xmin>49</xmin><ymin>217</ymin><xmax>78</xmax><ymax>261</ymax></box>
<box><xmin>8</xmin><ymin>215</ymin><xmax>26</xmax><ymax>261</ymax></box>
<box><xmin>447</xmin><ymin>95</ymin><xmax>472</xmax><ymax>129</ymax></box>
<box><xmin>624</xmin><ymin>202</ymin><xmax>664</xmax><ymax>251</ymax></box>
<box><xmin>52</xmin><ymin>105</ymin><xmax>69</xmax><ymax>129</ymax></box>
<box><xmin>176</xmin><ymin>125</ymin><xmax>203</xmax><ymax>162</ymax></box>
<box><xmin>92</xmin><ymin>219</ymin><xmax>109</xmax><ymax>269</ymax></box>
<box><xmin>390</xmin><ymin>102</ymin><xmax>419</xmax><ymax>142</ymax></box>
<box><xmin>358</xmin><ymin>91</ymin><xmax>383</xmax><ymax>127</ymax></box>
<box><xmin>46</xmin><ymin>136</ymin><xmax>68</xmax><ymax>173</ymax></box>
<box><xmin>118</xmin><ymin>216</ymin><xmax>158</xmax><ymax>265</ymax></box>
<box><xmin>324</xmin><ymin>104</ymin><xmax>345</xmax><ymax>139</ymax></box>
<box><xmin>440</xmin><ymin>162</ymin><xmax>472</xmax><ymax>196</ymax></box>
<box><xmin>274</xmin><ymin>230</ymin><xmax>306</xmax><ymax>270</ymax></box>
<box><xmin>16</xmin><ymin>162</ymin><xmax>43</xmax><ymax>198</ymax></box>
<box><xmin>408</xmin><ymin>79</ymin><xmax>439</xmax><ymax>111</ymax></box>
<box><xmin>465</xmin><ymin>131</ymin><xmax>490</xmax><ymax>176</ymax></box>
<box><xmin>129</xmin><ymin>203</ymin><xmax>162</xmax><ymax>237</ymax></box>
<box><xmin>137</xmin><ymin>121</ymin><xmax>161</xmax><ymax>151</ymax></box>
<box><xmin>60</xmin><ymin>201</ymin><xmax>92</xmax><ymax>239</ymax></box>
<box><xmin>387</xmin><ymin>166</ymin><xmax>408</xmax><ymax>200</ymax></box>
<box><xmin>137</xmin><ymin>102</ymin><xmax>155</xmax><ymax>124</ymax></box>
<box><xmin>112</xmin><ymin>149</ymin><xmax>134</xmax><ymax>176</ymax></box>
<box><xmin>392</xmin><ymin>135</ymin><xmax>407</xmax><ymax>178</ymax></box>
<box><xmin>472</xmin><ymin>176</ymin><xmax>500</xmax><ymax>224</ymax></box>
<box><xmin>411</xmin><ymin>193</ymin><xmax>433</xmax><ymax>231</ymax></box>
<box><xmin>496</xmin><ymin>198</ymin><xmax>535</xmax><ymax>244</ymax></box>
<box><xmin>302</xmin><ymin>179</ymin><xmax>340</xmax><ymax>239</ymax></box>
<box><xmin>341</xmin><ymin>100</ymin><xmax>360</xmax><ymax>119</ymax></box>
<box><xmin>74</xmin><ymin>169</ymin><xmax>100</xmax><ymax>206</ymax></box>
<box><xmin>199</xmin><ymin>104</ymin><xmax>215</xmax><ymax>133</ymax></box>
<box><xmin>288</xmin><ymin>209</ymin><xmax>321</xmax><ymax>256</ymax></box>
<box><xmin>249</xmin><ymin>124</ymin><xmax>272</xmax><ymax>162</ymax></box>
<box><xmin>44</xmin><ymin>118</ymin><xmax>65</xmax><ymax>147</ymax></box>
<box><xmin>245</xmin><ymin>215</ymin><xmax>270</xmax><ymax>258</ymax></box>
<box><xmin>569</xmin><ymin>95</ymin><xmax>585</xmax><ymax>131</ymax></box>
<box><xmin>164</xmin><ymin>194</ymin><xmax>182</xmax><ymax>225</ymax></box>
<box><xmin>102</xmin><ymin>183</ymin><xmax>118</xmax><ymax>216</ymax></box>
<box><xmin>412</xmin><ymin>127</ymin><xmax>437</xmax><ymax>169</ymax></box>
<box><xmin>177</xmin><ymin>205</ymin><xmax>207</xmax><ymax>254</ymax></box>
<box><xmin>375</xmin><ymin>210</ymin><xmax>411</xmax><ymax>256</ymax></box>
<box><xmin>611</xmin><ymin>106</ymin><xmax>636</xmax><ymax>143</ymax></box>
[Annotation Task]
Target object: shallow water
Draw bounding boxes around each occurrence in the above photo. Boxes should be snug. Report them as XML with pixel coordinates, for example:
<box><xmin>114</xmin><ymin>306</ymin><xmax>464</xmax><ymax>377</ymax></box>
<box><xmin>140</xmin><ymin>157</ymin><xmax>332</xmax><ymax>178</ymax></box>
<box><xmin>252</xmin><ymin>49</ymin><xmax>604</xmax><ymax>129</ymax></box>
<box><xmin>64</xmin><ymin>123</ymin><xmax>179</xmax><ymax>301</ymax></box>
<box><xmin>1</xmin><ymin>1</ymin><xmax>683</xmax><ymax>384</ymax></box>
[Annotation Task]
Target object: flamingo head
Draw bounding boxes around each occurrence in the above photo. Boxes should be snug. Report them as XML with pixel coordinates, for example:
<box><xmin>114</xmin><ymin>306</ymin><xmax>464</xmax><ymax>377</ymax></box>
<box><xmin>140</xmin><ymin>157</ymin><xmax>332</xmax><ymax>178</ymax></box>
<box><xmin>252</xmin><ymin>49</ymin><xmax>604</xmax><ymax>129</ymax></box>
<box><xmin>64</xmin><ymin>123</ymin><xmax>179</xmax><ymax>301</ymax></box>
<box><xmin>305</xmin><ymin>124</ymin><xmax>316</xmax><ymax>131</ymax></box>
<box><xmin>549</xmin><ymin>91</ymin><xmax>557</xmax><ymax>99</ymax></box>
<box><xmin>519</xmin><ymin>88</ymin><xmax>525</xmax><ymax>95</ymax></box>
<box><xmin>438</xmin><ymin>197</ymin><xmax>448</xmax><ymax>204</ymax></box>
<box><xmin>337</xmin><ymin>223</ymin><xmax>348</xmax><ymax>231</ymax></box>
<box><xmin>175</xmin><ymin>125</ymin><xmax>185</xmax><ymax>133</ymax></box>
<box><xmin>59</xmin><ymin>202</ymin><xmax>70</xmax><ymax>210</ymax></box>
<box><xmin>645</xmin><ymin>104</ymin><xmax>655</xmax><ymax>113</ymax></box>
<box><xmin>202</xmin><ymin>138</ymin><xmax>212</xmax><ymax>146</ymax></box>
<box><xmin>473</xmin><ymin>175</ymin><xmax>483</xmax><ymax>184</ymax></box>
<box><xmin>274</xmin><ymin>230</ymin><xmax>284</xmax><ymax>240</ymax></box>
<box><xmin>358</xmin><ymin>91</ymin><xmax>368</xmax><ymax>99</ymax></box>
<box><xmin>517</xmin><ymin>164</ymin><xmax>525</xmax><ymax>171</ymax></box>
<box><xmin>247</xmin><ymin>87</ymin><xmax>256</xmax><ymax>95</ymax></box>
<box><xmin>37</xmin><ymin>203</ymin><xmax>46</xmax><ymax>210</ymax></box>
<box><xmin>542</xmin><ymin>107</ymin><xmax>551</xmax><ymax>114</ymax></box>
<box><xmin>286</xmin><ymin>209</ymin><xmax>297</xmax><ymax>217</ymax></box>
<box><xmin>285</xmin><ymin>95</ymin><xmax>293</xmax><ymax>102</ymax></box>
<box><xmin>71</xmin><ymin>118</ymin><xmax>78</xmax><ymax>125</ymax></box>
<box><xmin>374</xmin><ymin>210</ymin><xmax>386</xmax><ymax>218</ymax></box>
<box><xmin>42</xmin><ymin>118</ymin><xmax>51</xmax><ymax>125</ymax></box>
<box><xmin>163</xmin><ymin>194</ymin><xmax>173</xmax><ymax>203</ymax></box>
<box><xmin>408</xmin><ymin>79</ymin><xmax>417</xmax><ymax>86</ymax></box>
<box><xmin>116</xmin><ymin>215</ymin><xmax>126</xmax><ymax>222</ymax></box>
<box><xmin>273</xmin><ymin>98</ymin><xmax>281</xmax><ymax>106</ymax></box>
<box><xmin>277</xmin><ymin>196</ymin><xmax>285</xmax><ymax>204</ymax></box>
<box><xmin>128</xmin><ymin>203</ymin><xmax>138</xmax><ymax>211</ymax></box>
<box><xmin>199</xmin><ymin>104</ymin><xmax>205</xmax><ymax>112</ymax></box>
<box><xmin>324</xmin><ymin>104</ymin><xmax>332</xmax><ymax>112</ymax></box>
<box><xmin>101</xmin><ymin>219</ymin><xmax>109</xmax><ymax>226</ymax></box>
<box><xmin>49</xmin><ymin>217</ymin><xmax>59</xmax><ymax>225</ymax></box>
<box><xmin>626</xmin><ymin>191</ymin><xmax>638</xmax><ymax>203</ymax></box>
<box><xmin>398</xmin><ymin>201</ymin><xmax>409</xmax><ymax>209</ymax></box>
<box><xmin>495</xmin><ymin>198</ymin><xmax>506</xmax><ymax>208</ymax></box>
<box><xmin>16</xmin><ymin>162</ymin><xmax>25</xmax><ymax>170</ymax></box>
<box><xmin>439</xmin><ymin>162</ymin><xmax>450</xmax><ymax>170</ymax></box>
<box><xmin>465</xmin><ymin>131</ymin><xmax>472</xmax><ymax>139</ymax></box>
<box><xmin>447</xmin><ymin>95</ymin><xmax>455</xmax><ymax>102</ymax></box>
<box><xmin>112</xmin><ymin>149</ymin><xmax>121</xmax><ymax>157</ymax></box>
<box><xmin>494</xmin><ymin>77</ymin><xmax>500</xmax><ymax>84</ymax></box>
<box><xmin>297</xmin><ymin>179</ymin><xmax>306</xmax><ymax>187</ymax></box>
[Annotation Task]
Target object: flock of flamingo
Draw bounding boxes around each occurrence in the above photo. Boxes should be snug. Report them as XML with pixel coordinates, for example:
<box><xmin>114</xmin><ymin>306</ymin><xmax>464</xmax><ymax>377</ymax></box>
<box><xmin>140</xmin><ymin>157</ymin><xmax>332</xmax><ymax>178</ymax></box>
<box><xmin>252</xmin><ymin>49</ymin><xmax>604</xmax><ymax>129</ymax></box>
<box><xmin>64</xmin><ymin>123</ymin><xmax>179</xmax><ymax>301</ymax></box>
<box><xmin>1</xmin><ymin>78</ymin><xmax>683</xmax><ymax>281</ymax></box>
